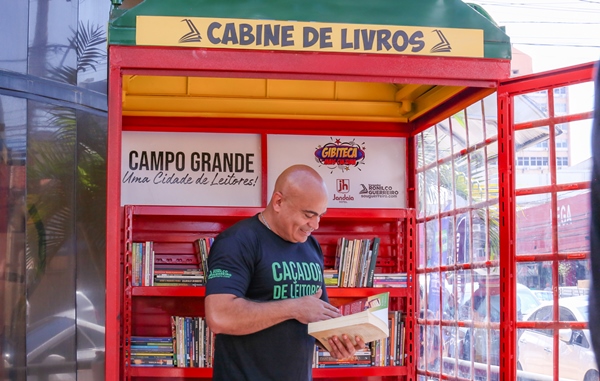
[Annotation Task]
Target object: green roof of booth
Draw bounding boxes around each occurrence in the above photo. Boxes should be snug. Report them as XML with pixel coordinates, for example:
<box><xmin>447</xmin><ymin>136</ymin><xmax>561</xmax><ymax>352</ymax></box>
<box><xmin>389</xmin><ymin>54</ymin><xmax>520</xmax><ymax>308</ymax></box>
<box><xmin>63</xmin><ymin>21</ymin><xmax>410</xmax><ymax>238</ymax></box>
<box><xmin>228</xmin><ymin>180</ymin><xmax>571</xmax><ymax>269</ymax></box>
<box><xmin>108</xmin><ymin>0</ymin><xmax>511</xmax><ymax>60</ymax></box>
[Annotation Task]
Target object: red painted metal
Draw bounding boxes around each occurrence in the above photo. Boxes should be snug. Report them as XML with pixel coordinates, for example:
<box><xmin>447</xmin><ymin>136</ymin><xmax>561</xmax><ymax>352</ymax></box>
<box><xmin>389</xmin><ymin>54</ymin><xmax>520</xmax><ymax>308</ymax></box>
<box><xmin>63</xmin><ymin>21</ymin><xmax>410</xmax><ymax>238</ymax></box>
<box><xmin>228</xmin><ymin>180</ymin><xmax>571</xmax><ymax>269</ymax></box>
<box><xmin>106</xmin><ymin>54</ymin><xmax>125</xmax><ymax>381</ymax></box>
<box><xmin>122</xmin><ymin>116</ymin><xmax>413</xmax><ymax>137</ymax></box>
<box><xmin>496</xmin><ymin>86</ymin><xmax>518</xmax><ymax>381</ymax></box>
<box><xmin>260</xmin><ymin>134</ymin><xmax>268</xmax><ymax>207</ymax></box>
<box><xmin>111</xmin><ymin>45</ymin><xmax>509</xmax><ymax>87</ymax></box>
<box><xmin>117</xmin><ymin>204</ymin><xmax>415</xmax><ymax>380</ymax></box>
<box><xmin>495</xmin><ymin>62</ymin><xmax>595</xmax><ymax>95</ymax></box>
<box><xmin>107</xmin><ymin>22</ymin><xmax>512</xmax><ymax>381</ymax></box>
<box><xmin>497</xmin><ymin>61</ymin><xmax>595</xmax><ymax>381</ymax></box>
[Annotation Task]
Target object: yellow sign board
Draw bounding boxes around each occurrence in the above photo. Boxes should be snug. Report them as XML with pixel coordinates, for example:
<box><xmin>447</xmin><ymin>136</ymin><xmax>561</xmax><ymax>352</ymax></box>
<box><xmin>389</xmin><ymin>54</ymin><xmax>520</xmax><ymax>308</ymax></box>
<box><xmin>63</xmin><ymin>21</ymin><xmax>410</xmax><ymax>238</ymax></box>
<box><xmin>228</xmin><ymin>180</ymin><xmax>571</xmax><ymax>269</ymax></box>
<box><xmin>136</xmin><ymin>16</ymin><xmax>484</xmax><ymax>58</ymax></box>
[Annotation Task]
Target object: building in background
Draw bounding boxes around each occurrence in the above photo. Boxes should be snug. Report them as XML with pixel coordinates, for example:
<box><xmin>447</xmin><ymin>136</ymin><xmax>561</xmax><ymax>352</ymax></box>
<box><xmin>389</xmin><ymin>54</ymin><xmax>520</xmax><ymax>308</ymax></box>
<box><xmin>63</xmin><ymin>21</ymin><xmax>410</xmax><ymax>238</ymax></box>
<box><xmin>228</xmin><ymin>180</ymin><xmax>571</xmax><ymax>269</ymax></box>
<box><xmin>0</xmin><ymin>1</ymin><xmax>109</xmax><ymax>380</ymax></box>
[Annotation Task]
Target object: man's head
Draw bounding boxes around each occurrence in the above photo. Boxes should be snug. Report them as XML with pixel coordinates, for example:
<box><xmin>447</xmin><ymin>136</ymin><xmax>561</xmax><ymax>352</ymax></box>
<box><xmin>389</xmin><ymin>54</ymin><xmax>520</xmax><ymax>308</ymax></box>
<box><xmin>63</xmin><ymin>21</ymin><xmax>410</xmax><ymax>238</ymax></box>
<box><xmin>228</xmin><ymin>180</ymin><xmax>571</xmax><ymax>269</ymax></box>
<box><xmin>265</xmin><ymin>164</ymin><xmax>328</xmax><ymax>243</ymax></box>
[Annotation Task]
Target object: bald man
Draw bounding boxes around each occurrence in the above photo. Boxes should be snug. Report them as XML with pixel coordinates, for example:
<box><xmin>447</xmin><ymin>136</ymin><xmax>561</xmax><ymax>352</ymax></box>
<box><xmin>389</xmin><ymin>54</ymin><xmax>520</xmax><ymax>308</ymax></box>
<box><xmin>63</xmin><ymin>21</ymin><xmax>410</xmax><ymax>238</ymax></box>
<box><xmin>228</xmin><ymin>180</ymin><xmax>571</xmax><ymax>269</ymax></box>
<box><xmin>205</xmin><ymin>164</ymin><xmax>364</xmax><ymax>381</ymax></box>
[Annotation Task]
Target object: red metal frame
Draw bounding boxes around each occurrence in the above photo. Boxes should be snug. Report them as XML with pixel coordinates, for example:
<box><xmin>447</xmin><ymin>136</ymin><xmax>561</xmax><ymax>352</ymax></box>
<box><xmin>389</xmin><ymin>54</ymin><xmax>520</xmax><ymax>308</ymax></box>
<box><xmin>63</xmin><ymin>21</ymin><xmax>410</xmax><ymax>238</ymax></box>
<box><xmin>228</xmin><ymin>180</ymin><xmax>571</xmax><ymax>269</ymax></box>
<box><xmin>107</xmin><ymin>44</ymin><xmax>511</xmax><ymax>380</ymax></box>
<box><xmin>112</xmin><ymin>46</ymin><xmax>508</xmax><ymax>87</ymax></box>
<box><xmin>497</xmin><ymin>83</ymin><xmax>518</xmax><ymax>381</ymax></box>
<box><xmin>119</xmin><ymin>205</ymin><xmax>415</xmax><ymax>380</ymax></box>
<box><xmin>496</xmin><ymin>61</ymin><xmax>595</xmax><ymax>381</ymax></box>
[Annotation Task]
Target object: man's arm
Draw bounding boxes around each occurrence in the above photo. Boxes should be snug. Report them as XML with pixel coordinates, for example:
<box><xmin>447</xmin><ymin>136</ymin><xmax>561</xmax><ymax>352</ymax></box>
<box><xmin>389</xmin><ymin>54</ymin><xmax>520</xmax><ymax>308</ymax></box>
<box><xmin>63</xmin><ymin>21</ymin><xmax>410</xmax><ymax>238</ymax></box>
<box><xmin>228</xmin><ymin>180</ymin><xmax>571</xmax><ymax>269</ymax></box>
<box><xmin>205</xmin><ymin>288</ymin><xmax>340</xmax><ymax>335</ymax></box>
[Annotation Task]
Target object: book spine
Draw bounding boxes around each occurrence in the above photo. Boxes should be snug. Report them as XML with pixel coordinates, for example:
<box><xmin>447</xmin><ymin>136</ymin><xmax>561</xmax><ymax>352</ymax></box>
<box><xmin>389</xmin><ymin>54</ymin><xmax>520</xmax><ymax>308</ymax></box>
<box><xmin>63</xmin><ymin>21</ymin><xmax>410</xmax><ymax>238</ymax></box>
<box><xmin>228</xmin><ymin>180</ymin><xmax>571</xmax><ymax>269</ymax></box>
<box><xmin>366</xmin><ymin>237</ymin><xmax>380</xmax><ymax>287</ymax></box>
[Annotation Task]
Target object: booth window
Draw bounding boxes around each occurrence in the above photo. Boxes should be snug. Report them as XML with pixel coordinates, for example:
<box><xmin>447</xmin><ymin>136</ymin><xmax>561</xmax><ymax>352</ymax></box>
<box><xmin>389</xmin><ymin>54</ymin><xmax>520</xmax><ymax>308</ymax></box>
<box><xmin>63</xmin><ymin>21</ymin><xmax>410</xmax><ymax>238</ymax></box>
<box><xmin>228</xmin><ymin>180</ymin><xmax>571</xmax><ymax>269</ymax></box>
<box><xmin>416</xmin><ymin>93</ymin><xmax>500</xmax><ymax>380</ymax></box>
<box><xmin>514</xmin><ymin>79</ymin><xmax>594</xmax><ymax>381</ymax></box>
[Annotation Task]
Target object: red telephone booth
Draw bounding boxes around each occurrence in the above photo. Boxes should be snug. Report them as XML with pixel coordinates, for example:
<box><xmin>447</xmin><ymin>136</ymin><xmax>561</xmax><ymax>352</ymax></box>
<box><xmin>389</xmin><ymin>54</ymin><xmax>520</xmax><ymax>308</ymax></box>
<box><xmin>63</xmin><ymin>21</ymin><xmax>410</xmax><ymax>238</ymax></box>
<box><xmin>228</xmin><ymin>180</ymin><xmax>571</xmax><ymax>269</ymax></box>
<box><xmin>106</xmin><ymin>1</ymin><xmax>596</xmax><ymax>380</ymax></box>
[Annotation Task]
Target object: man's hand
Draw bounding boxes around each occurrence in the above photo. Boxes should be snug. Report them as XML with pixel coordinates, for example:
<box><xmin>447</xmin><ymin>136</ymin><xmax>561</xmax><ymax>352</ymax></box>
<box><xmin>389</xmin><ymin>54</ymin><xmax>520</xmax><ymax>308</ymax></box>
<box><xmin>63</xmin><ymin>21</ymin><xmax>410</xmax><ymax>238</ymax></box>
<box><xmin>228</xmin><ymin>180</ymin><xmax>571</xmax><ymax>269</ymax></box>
<box><xmin>327</xmin><ymin>335</ymin><xmax>366</xmax><ymax>359</ymax></box>
<box><xmin>292</xmin><ymin>288</ymin><xmax>341</xmax><ymax>324</ymax></box>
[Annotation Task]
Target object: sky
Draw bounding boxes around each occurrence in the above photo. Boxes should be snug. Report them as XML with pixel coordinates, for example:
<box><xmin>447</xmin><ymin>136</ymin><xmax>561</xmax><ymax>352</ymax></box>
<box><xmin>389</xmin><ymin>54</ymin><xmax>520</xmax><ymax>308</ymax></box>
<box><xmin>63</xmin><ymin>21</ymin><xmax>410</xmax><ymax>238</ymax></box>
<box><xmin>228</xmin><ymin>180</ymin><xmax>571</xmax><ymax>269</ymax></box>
<box><xmin>467</xmin><ymin>0</ymin><xmax>600</xmax><ymax>72</ymax></box>
<box><xmin>466</xmin><ymin>0</ymin><xmax>599</xmax><ymax>166</ymax></box>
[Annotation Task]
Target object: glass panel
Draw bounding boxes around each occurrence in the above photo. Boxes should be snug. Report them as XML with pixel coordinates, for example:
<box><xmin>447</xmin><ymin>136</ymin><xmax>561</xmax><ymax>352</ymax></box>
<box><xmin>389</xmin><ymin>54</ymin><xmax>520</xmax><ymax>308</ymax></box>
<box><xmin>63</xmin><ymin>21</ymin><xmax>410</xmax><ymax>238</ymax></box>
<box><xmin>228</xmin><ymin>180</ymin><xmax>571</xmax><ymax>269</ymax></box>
<box><xmin>417</xmin><ymin>133</ymin><xmax>424</xmax><ymax>169</ymax></box>
<box><xmin>477</xmin><ymin>94</ymin><xmax>499</xmax><ymax>140</ymax></box>
<box><xmin>517</xmin><ymin>273</ymin><xmax>544</xmax><ymax>322</ymax></box>
<box><xmin>26</xmin><ymin>100</ymin><xmax>76</xmax><ymax>379</ymax></box>
<box><xmin>436</xmin><ymin>123</ymin><xmax>452</xmax><ymax>161</ymax></box>
<box><xmin>489</xmin><ymin>205</ymin><xmax>500</xmax><ymax>261</ymax></box>
<box><xmin>556</xmin><ymin>81</ymin><xmax>595</xmax><ymax>115</ymax></box>
<box><xmin>516</xmin><ymin>194</ymin><xmax>553</xmax><ymax>255</ymax></box>
<box><xmin>75</xmin><ymin>110</ymin><xmax>107</xmax><ymax>380</ymax></box>
<box><xmin>451</xmin><ymin>115</ymin><xmax>466</xmax><ymax>157</ymax></box>
<box><xmin>426</xmin><ymin>220</ymin><xmax>441</xmax><ymax>267</ymax></box>
<box><xmin>417</xmin><ymin>171</ymin><xmax>425</xmax><ymax>217</ymax></box>
<box><xmin>455</xmin><ymin>213</ymin><xmax>471</xmax><ymax>264</ymax></box>
<box><xmin>454</xmin><ymin>154</ymin><xmax>469</xmax><ymax>207</ymax></box>
<box><xmin>517</xmin><ymin>261</ymin><xmax>554</xmax><ymax>304</ymax></box>
<box><xmin>77</xmin><ymin>1</ymin><xmax>110</xmax><ymax>94</ymax></box>
<box><xmin>487</xmin><ymin>146</ymin><xmax>499</xmax><ymax>201</ymax></box>
<box><xmin>0</xmin><ymin>95</ymin><xmax>27</xmax><ymax>380</ymax></box>
<box><xmin>470</xmin><ymin>148</ymin><xmax>487</xmax><ymax>205</ymax></box>
<box><xmin>472</xmin><ymin>209</ymin><xmax>487</xmax><ymax>262</ymax></box>
<box><xmin>440</xmin><ymin>216</ymin><xmax>454</xmax><ymax>266</ymax></box>
<box><xmin>557</xmin><ymin>119</ymin><xmax>593</xmax><ymax>185</ymax></box>
<box><xmin>417</xmin><ymin>221</ymin><xmax>426</xmax><ymax>270</ymax></box>
<box><xmin>0</xmin><ymin>1</ymin><xmax>28</xmax><ymax>73</ymax></box>
<box><xmin>418</xmin><ymin>273</ymin><xmax>442</xmax><ymax>372</ymax></box>
<box><xmin>417</xmin><ymin>100</ymin><xmax>503</xmax><ymax>380</ymax></box>
<box><xmin>424</xmin><ymin>167</ymin><xmax>439</xmax><ymax>217</ymax></box>
<box><xmin>558</xmin><ymin>260</ymin><xmax>589</xmax><ymax>295</ymax></box>
<box><xmin>558</xmin><ymin>326</ymin><xmax>594</xmax><ymax>381</ymax></box>
<box><xmin>441</xmin><ymin>270</ymin><xmax>455</xmax><ymax>319</ymax></box>
<box><xmin>1</xmin><ymin>96</ymin><xmax>27</xmax><ymax>164</ymax></box>
<box><xmin>465</xmin><ymin>102</ymin><xmax>485</xmax><ymax>146</ymax></box>
<box><xmin>438</xmin><ymin>162</ymin><xmax>454</xmax><ymax>211</ymax></box>
<box><xmin>514</xmin><ymin>91</ymin><xmax>549</xmax><ymax>124</ymax></box>
<box><xmin>557</xmin><ymin>190</ymin><xmax>590</xmax><ymax>253</ymax></box>
<box><xmin>518</xmin><ymin>327</ymin><xmax>555</xmax><ymax>379</ymax></box>
<box><xmin>457</xmin><ymin>269</ymin><xmax>500</xmax><ymax>378</ymax></box>
<box><xmin>441</xmin><ymin>326</ymin><xmax>459</xmax><ymax>376</ymax></box>
<box><xmin>422</xmin><ymin>128</ymin><xmax>437</xmax><ymax>166</ymax></box>
<box><xmin>28</xmin><ymin>0</ymin><xmax>78</xmax><ymax>82</ymax></box>
<box><xmin>515</xmin><ymin>127</ymin><xmax>551</xmax><ymax>189</ymax></box>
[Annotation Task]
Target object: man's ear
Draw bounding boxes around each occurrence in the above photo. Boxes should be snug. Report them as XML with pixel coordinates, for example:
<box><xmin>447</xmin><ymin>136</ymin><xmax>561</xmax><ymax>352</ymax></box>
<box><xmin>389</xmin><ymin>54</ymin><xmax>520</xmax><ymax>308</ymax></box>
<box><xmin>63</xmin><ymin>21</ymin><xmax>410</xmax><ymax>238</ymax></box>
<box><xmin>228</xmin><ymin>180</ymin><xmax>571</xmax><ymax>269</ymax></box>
<box><xmin>272</xmin><ymin>191</ymin><xmax>284</xmax><ymax>211</ymax></box>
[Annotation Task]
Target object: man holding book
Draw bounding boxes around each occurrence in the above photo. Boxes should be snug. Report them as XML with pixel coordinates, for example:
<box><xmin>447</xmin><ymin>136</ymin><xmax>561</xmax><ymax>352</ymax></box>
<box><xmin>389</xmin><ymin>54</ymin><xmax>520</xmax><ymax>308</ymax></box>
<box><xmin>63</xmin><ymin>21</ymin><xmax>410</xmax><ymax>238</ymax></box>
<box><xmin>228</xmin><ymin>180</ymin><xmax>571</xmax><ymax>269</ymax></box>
<box><xmin>205</xmin><ymin>164</ymin><xmax>364</xmax><ymax>381</ymax></box>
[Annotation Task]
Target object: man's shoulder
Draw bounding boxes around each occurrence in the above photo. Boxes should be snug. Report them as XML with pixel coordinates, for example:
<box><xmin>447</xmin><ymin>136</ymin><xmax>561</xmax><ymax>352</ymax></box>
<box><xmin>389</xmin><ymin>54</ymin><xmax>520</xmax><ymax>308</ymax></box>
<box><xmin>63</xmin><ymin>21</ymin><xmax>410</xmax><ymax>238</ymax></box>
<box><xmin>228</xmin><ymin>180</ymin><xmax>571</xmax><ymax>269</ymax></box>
<box><xmin>213</xmin><ymin>215</ymin><xmax>263</xmax><ymax>242</ymax></box>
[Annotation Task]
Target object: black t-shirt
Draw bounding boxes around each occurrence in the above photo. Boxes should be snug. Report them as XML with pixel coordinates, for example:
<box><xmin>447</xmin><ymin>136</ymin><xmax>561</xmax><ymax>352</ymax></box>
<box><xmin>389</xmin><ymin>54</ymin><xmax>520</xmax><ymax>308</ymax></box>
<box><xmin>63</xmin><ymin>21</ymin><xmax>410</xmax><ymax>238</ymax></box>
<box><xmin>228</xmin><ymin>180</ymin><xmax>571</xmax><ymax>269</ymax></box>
<box><xmin>206</xmin><ymin>214</ymin><xmax>328</xmax><ymax>381</ymax></box>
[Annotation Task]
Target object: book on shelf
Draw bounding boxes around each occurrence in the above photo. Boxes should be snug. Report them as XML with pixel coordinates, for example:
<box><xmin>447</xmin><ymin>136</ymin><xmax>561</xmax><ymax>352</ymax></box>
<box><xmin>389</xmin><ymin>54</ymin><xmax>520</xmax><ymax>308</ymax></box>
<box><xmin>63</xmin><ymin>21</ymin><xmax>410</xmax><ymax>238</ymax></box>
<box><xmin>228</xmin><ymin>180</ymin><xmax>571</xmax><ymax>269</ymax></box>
<box><xmin>131</xmin><ymin>242</ymin><xmax>155</xmax><ymax>286</ymax></box>
<box><xmin>323</xmin><ymin>269</ymin><xmax>339</xmax><ymax>287</ymax></box>
<box><xmin>334</xmin><ymin>237</ymin><xmax>380</xmax><ymax>287</ymax></box>
<box><xmin>372</xmin><ymin>272</ymin><xmax>408</xmax><ymax>288</ymax></box>
<box><xmin>193</xmin><ymin>237</ymin><xmax>213</xmax><ymax>283</ymax></box>
<box><xmin>365</xmin><ymin>237</ymin><xmax>380</xmax><ymax>287</ymax></box>
<box><xmin>168</xmin><ymin>315</ymin><xmax>215</xmax><ymax>368</ymax></box>
<box><xmin>129</xmin><ymin>336</ymin><xmax>174</xmax><ymax>367</ymax></box>
<box><xmin>308</xmin><ymin>292</ymin><xmax>389</xmax><ymax>352</ymax></box>
<box><xmin>315</xmin><ymin>349</ymin><xmax>372</xmax><ymax>367</ymax></box>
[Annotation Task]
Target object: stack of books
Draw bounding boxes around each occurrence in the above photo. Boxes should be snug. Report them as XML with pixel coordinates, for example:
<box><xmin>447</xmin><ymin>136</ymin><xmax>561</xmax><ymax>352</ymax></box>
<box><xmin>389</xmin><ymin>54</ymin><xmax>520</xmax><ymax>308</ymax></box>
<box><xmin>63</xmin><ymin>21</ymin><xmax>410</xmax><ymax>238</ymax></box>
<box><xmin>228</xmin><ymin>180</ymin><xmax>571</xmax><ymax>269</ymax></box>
<box><xmin>372</xmin><ymin>273</ymin><xmax>407</xmax><ymax>288</ymax></box>
<box><xmin>130</xmin><ymin>336</ymin><xmax>174</xmax><ymax>367</ymax></box>
<box><xmin>153</xmin><ymin>269</ymin><xmax>205</xmax><ymax>286</ymax></box>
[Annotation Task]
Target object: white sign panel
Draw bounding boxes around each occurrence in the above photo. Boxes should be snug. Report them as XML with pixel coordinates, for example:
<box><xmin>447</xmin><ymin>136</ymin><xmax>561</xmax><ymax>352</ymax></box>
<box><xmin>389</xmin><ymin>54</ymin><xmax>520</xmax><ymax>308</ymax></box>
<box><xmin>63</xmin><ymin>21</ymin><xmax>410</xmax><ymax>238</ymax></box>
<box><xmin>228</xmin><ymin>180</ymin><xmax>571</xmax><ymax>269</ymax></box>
<box><xmin>121</xmin><ymin>131</ymin><xmax>261</xmax><ymax>206</ymax></box>
<box><xmin>267</xmin><ymin>135</ymin><xmax>406</xmax><ymax>208</ymax></box>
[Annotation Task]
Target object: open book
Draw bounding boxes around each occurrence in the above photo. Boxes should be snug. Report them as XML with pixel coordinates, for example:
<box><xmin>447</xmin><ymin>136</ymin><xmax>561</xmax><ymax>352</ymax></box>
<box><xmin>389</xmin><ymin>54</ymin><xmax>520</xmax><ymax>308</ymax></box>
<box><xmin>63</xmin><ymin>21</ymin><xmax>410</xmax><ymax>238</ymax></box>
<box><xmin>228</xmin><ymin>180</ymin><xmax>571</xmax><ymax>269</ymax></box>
<box><xmin>308</xmin><ymin>292</ymin><xmax>389</xmax><ymax>352</ymax></box>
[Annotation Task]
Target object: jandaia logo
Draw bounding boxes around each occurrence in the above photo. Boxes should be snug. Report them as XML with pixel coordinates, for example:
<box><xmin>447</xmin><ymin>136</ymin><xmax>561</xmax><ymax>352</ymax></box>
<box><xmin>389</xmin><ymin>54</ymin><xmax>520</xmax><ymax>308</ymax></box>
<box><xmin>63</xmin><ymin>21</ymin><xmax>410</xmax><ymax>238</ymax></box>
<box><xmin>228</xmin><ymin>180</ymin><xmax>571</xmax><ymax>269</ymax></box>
<box><xmin>314</xmin><ymin>138</ymin><xmax>365</xmax><ymax>172</ymax></box>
